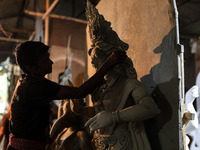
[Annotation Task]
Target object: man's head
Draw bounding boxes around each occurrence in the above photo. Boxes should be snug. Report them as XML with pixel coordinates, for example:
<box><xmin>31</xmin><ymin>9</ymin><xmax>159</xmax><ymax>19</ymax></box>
<box><xmin>15</xmin><ymin>41</ymin><xmax>53</xmax><ymax>76</ymax></box>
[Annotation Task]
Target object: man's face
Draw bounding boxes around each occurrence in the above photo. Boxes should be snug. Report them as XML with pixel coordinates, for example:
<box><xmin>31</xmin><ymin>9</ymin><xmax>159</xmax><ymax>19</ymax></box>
<box><xmin>36</xmin><ymin>51</ymin><xmax>53</xmax><ymax>76</ymax></box>
<box><xmin>90</xmin><ymin>47</ymin><xmax>107</xmax><ymax>70</ymax></box>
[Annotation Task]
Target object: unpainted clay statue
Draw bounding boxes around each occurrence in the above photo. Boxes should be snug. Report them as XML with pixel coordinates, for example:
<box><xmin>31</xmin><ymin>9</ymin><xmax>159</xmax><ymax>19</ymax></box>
<box><xmin>50</xmin><ymin>99</ymin><xmax>92</xmax><ymax>150</ymax></box>
<box><xmin>80</xmin><ymin>1</ymin><xmax>160</xmax><ymax>150</ymax></box>
<box><xmin>49</xmin><ymin>80</ymin><xmax>93</xmax><ymax>150</ymax></box>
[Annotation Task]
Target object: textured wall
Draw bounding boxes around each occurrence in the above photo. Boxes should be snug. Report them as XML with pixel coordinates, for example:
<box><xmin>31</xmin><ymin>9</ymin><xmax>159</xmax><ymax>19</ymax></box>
<box><xmin>87</xmin><ymin>0</ymin><xmax>180</xmax><ymax>149</ymax></box>
<box><xmin>50</xmin><ymin>19</ymin><xmax>87</xmax><ymax>87</ymax></box>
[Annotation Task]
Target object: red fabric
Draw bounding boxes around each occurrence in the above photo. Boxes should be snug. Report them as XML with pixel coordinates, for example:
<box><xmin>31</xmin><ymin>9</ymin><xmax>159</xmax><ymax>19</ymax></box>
<box><xmin>9</xmin><ymin>134</ymin><xmax>46</xmax><ymax>150</ymax></box>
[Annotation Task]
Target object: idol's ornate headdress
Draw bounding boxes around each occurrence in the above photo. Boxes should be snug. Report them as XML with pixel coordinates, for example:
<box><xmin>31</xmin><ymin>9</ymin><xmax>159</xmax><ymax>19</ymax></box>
<box><xmin>86</xmin><ymin>0</ymin><xmax>129</xmax><ymax>53</ymax></box>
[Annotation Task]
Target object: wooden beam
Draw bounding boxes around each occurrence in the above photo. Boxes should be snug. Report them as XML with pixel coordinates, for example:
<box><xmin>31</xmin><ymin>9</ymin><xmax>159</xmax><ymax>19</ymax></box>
<box><xmin>0</xmin><ymin>51</ymin><xmax>13</xmax><ymax>55</ymax></box>
<box><xmin>44</xmin><ymin>0</ymin><xmax>50</xmax><ymax>45</ymax></box>
<box><xmin>0</xmin><ymin>15</ymin><xmax>20</xmax><ymax>20</ymax></box>
<box><xmin>42</xmin><ymin>0</ymin><xmax>59</xmax><ymax>20</ymax></box>
<box><xmin>0</xmin><ymin>36</ymin><xmax>26</xmax><ymax>43</ymax></box>
<box><xmin>4</xmin><ymin>28</ymin><xmax>33</xmax><ymax>33</ymax></box>
<box><xmin>28</xmin><ymin>31</ymin><xmax>36</xmax><ymax>40</ymax></box>
<box><xmin>24</xmin><ymin>9</ymin><xmax>87</xmax><ymax>24</ymax></box>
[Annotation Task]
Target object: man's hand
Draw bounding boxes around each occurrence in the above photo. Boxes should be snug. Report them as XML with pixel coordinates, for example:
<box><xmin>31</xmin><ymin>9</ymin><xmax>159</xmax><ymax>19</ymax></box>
<box><xmin>106</xmin><ymin>51</ymin><xmax>126</xmax><ymax>68</ymax></box>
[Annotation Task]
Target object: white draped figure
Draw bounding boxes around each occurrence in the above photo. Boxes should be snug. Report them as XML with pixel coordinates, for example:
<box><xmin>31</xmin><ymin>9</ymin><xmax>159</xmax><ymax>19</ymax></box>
<box><xmin>185</xmin><ymin>72</ymin><xmax>200</xmax><ymax>150</ymax></box>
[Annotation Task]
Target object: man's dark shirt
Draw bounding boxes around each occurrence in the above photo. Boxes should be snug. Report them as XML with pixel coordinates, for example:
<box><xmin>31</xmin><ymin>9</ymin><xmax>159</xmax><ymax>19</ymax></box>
<box><xmin>10</xmin><ymin>76</ymin><xmax>60</xmax><ymax>141</ymax></box>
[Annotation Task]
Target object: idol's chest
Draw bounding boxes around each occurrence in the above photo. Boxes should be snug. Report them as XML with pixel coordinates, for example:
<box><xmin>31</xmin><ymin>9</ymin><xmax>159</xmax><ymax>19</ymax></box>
<box><xmin>93</xmin><ymin>79</ymin><xmax>127</xmax><ymax>111</ymax></box>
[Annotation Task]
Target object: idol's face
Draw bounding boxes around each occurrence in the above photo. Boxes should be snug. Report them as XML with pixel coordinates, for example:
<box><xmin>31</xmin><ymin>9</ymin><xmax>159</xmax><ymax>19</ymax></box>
<box><xmin>90</xmin><ymin>47</ymin><xmax>107</xmax><ymax>70</ymax></box>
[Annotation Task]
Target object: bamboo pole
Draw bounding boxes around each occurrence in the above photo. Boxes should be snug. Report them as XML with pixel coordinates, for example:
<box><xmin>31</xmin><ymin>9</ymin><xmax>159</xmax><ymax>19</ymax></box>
<box><xmin>44</xmin><ymin>0</ymin><xmax>49</xmax><ymax>45</ymax></box>
<box><xmin>172</xmin><ymin>0</ymin><xmax>185</xmax><ymax>149</ymax></box>
<box><xmin>0</xmin><ymin>51</ymin><xmax>13</xmax><ymax>55</ymax></box>
<box><xmin>24</xmin><ymin>9</ymin><xmax>87</xmax><ymax>24</ymax></box>
<box><xmin>0</xmin><ymin>36</ymin><xmax>26</xmax><ymax>43</ymax></box>
<box><xmin>3</xmin><ymin>28</ymin><xmax>33</xmax><ymax>33</ymax></box>
<box><xmin>28</xmin><ymin>31</ymin><xmax>36</xmax><ymax>41</ymax></box>
<box><xmin>42</xmin><ymin>0</ymin><xmax>59</xmax><ymax>20</ymax></box>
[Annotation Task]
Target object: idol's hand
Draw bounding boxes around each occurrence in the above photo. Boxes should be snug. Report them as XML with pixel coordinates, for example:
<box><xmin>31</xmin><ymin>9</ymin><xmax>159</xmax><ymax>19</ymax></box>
<box><xmin>85</xmin><ymin>111</ymin><xmax>113</xmax><ymax>132</ymax></box>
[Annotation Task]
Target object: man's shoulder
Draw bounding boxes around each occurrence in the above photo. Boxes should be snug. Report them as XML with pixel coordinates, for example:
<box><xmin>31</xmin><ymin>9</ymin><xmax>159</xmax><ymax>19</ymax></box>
<box><xmin>21</xmin><ymin>77</ymin><xmax>57</xmax><ymax>85</ymax></box>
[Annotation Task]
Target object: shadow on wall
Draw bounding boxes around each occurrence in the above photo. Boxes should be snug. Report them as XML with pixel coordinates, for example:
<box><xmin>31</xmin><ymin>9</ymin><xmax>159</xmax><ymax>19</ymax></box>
<box><xmin>141</xmin><ymin>27</ymin><xmax>180</xmax><ymax>150</ymax></box>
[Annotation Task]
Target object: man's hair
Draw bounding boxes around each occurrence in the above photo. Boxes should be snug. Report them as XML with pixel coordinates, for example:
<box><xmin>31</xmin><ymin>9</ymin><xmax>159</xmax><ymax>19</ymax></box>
<box><xmin>15</xmin><ymin>41</ymin><xmax>49</xmax><ymax>74</ymax></box>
